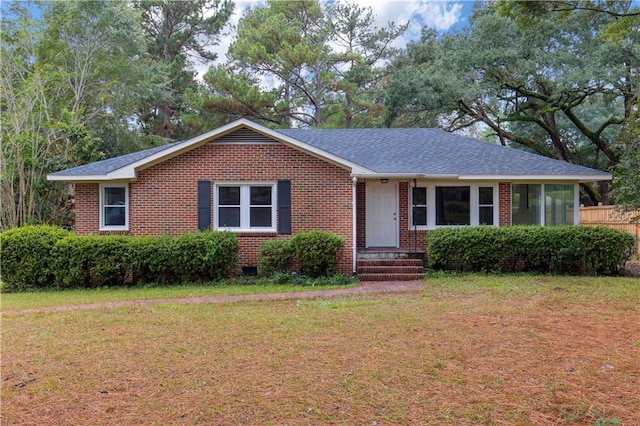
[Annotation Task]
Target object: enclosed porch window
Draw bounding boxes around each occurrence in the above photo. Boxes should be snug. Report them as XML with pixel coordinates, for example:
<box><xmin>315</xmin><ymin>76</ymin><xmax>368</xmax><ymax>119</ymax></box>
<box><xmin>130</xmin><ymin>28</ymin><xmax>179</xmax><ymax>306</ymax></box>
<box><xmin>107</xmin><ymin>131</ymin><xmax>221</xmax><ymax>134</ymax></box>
<box><xmin>511</xmin><ymin>184</ymin><xmax>576</xmax><ymax>225</ymax></box>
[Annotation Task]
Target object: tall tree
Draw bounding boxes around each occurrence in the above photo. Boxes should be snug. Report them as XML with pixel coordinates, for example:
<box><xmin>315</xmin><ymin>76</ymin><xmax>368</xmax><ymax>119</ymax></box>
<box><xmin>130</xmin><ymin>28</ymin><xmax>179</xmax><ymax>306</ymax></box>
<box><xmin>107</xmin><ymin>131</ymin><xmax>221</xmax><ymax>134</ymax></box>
<box><xmin>497</xmin><ymin>0</ymin><xmax>640</xmax><ymax>214</ymax></box>
<box><xmin>1</xmin><ymin>1</ymin><xmax>146</xmax><ymax>229</ymax></box>
<box><xmin>134</xmin><ymin>0</ymin><xmax>234</xmax><ymax>141</ymax></box>
<box><xmin>200</xmin><ymin>0</ymin><xmax>406</xmax><ymax>129</ymax></box>
<box><xmin>39</xmin><ymin>0</ymin><xmax>148</xmax><ymax>158</ymax></box>
<box><xmin>385</xmin><ymin>2</ymin><xmax>639</xmax><ymax>204</ymax></box>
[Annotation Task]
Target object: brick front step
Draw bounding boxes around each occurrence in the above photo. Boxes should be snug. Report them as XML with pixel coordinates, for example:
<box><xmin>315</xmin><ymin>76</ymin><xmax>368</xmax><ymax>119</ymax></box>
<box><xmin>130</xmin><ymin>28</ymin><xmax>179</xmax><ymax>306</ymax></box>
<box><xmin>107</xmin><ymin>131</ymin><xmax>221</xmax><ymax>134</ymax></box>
<box><xmin>357</xmin><ymin>258</ymin><xmax>423</xmax><ymax>267</ymax></box>
<box><xmin>358</xmin><ymin>265</ymin><xmax>424</xmax><ymax>274</ymax></box>
<box><xmin>357</xmin><ymin>273</ymin><xmax>425</xmax><ymax>281</ymax></box>
<box><xmin>356</xmin><ymin>258</ymin><xmax>424</xmax><ymax>281</ymax></box>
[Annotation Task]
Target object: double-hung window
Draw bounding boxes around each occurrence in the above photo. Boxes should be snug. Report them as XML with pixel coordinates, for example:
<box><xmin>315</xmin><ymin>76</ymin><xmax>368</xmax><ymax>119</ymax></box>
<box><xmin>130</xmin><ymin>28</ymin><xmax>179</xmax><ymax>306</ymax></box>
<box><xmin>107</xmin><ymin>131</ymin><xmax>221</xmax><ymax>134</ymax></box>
<box><xmin>215</xmin><ymin>183</ymin><xmax>276</xmax><ymax>231</ymax></box>
<box><xmin>409</xmin><ymin>183</ymin><xmax>497</xmax><ymax>229</ymax></box>
<box><xmin>99</xmin><ymin>184</ymin><xmax>128</xmax><ymax>230</ymax></box>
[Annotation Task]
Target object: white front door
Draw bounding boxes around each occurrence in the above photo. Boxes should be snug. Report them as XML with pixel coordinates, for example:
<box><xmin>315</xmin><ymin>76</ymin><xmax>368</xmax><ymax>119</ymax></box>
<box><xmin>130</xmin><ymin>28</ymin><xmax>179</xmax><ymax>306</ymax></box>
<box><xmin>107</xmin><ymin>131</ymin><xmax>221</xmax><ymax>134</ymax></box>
<box><xmin>366</xmin><ymin>182</ymin><xmax>398</xmax><ymax>247</ymax></box>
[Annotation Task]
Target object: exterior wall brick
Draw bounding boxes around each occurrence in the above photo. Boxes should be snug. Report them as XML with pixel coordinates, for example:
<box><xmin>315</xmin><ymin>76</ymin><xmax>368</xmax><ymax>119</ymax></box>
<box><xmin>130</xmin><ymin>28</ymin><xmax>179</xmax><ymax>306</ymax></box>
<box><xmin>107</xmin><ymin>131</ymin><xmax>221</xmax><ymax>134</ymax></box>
<box><xmin>75</xmin><ymin>143</ymin><xmax>354</xmax><ymax>274</ymax></box>
<box><xmin>498</xmin><ymin>182</ymin><xmax>511</xmax><ymax>226</ymax></box>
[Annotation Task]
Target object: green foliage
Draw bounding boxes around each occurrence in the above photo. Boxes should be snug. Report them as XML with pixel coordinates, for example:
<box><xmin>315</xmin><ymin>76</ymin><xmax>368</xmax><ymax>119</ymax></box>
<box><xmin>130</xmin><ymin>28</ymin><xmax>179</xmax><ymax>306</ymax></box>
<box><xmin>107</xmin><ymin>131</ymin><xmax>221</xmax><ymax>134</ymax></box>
<box><xmin>1</xmin><ymin>228</ymin><xmax>238</xmax><ymax>291</ymax></box>
<box><xmin>53</xmin><ymin>235</ymin><xmax>132</xmax><ymax>288</ymax></box>
<box><xmin>427</xmin><ymin>226</ymin><xmax>634</xmax><ymax>276</ymax></box>
<box><xmin>0</xmin><ymin>225</ymin><xmax>71</xmax><ymax>291</ymax></box>
<box><xmin>385</xmin><ymin>2</ymin><xmax>638</xmax><ymax>204</ymax></box>
<box><xmin>170</xmin><ymin>231</ymin><xmax>239</xmax><ymax>282</ymax></box>
<box><xmin>128</xmin><ymin>235</ymin><xmax>176</xmax><ymax>284</ymax></box>
<box><xmin>611</xmin><ymin>111</ymin><xmax>640</xmax><ymax>219</ymax></box>
<box><xmin>200</xmin><ymin>0</ymin><xmax>406</xmax><ymax>128</ymax></box>
<box><xmin>269</xmin><ymin>271</ymin><xmax>355</xmax><ymax>286</ymax></box>
<box><xmin>134</xmin><ymin>0</ymin><xmax>234</xmax><ymax>140</ymax></box>
<box><xmin>258</xmin><ymin>239</ymin><xmax>293</xmax><ymax>277</ymax></box>
<box><xmin>290</xmin><ymin>230</ymin><xmax>345</xmax><ymax>277</ymax></box>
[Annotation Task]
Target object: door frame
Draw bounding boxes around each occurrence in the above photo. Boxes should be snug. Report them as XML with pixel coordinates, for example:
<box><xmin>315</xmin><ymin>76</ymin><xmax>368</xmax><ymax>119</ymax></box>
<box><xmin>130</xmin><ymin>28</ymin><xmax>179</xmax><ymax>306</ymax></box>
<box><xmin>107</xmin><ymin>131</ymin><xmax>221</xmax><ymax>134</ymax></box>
<box><xmin>365</xmin><ymin>181</ymin><xmax>399</xmax><ymax>248</ymax></box>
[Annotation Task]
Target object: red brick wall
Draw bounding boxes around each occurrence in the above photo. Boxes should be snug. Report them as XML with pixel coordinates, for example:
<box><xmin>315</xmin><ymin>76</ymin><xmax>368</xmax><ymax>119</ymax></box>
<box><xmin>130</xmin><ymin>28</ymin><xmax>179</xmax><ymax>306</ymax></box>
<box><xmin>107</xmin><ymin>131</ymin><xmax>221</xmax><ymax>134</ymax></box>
<box><xmin>498</xmin><ymin>182</ymin><xmax>511</xmax><ymax>226</ymax></box>
<box><xmin>74</xmin><ymin>143</ymin><xmax>354</xmax><ymax>274</ymax></box>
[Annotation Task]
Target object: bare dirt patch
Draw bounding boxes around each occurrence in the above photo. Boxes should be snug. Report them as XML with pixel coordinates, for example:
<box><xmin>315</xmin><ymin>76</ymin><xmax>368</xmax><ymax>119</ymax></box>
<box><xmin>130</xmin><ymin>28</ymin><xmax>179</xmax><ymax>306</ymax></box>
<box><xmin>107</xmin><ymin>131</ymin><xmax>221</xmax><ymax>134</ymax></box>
<box><xmin>2</xmin><ymin>277</ymin><xmax>638</xmax><ymax>425</ymax></box>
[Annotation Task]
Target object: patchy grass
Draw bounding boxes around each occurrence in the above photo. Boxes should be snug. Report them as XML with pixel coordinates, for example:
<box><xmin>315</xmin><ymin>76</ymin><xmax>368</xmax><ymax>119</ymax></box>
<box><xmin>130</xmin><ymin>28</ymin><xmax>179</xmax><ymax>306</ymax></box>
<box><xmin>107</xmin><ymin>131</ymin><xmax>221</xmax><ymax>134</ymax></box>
<box><xmin>0</xmin><ymin>280</ymin><xmax>356</xmax><ymax>312</ymax></box>
<box><xmin>2</xmin><ymin>275</ymin><xmax>639</xmax><ymax>425</ymax></box>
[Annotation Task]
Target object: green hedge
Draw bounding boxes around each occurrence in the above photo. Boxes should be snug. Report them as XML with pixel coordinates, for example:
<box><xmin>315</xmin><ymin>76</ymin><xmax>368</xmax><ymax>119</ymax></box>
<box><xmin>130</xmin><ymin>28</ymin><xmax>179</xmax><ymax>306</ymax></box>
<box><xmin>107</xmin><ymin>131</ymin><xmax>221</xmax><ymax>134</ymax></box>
<box><xmin>290</xmin><ymin>230</ymin><xmax>344</xmax><ymax>277</ymax></box>
<box><xmin>427</xmin><ymin>225</ymin><xmax>635</xmax><ymax>275</ymax></box>
<box><xmin>258</xmin><ymin>239</ymin><xmax>293</xmax><ymax>277</ymax></box>
<box><xmin>0</xmin><ymin>227</ymin><xmax>238</xmax><ymax>291</ymax></box>
<box><xmin>53</xmin><ymin>235</ymin><xmax>132</xmax><ymax>288</ymax></box>
<box><xmin>0</xmin><ymin>225</ymin><xmax>71</xmax><ymax>291</ymax></box>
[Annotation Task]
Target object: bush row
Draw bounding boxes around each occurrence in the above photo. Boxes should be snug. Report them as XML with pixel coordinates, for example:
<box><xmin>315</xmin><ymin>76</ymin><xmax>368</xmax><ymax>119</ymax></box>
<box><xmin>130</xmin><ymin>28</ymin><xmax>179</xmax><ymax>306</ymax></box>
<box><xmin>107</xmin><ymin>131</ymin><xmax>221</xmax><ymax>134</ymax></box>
<box><xmin>1</xmin><ymin>226</ymin><xmax>238</xmax><ymax>291</ymax></box>
<box><xmin>258</xmin><ymin>230</ymin><xmax>345</xmax><ymax>278</ymax></box>
<box><xmin>427</xmin><ymin>225</ymin><xmax>635</xmax><ymax>275</ymax></box>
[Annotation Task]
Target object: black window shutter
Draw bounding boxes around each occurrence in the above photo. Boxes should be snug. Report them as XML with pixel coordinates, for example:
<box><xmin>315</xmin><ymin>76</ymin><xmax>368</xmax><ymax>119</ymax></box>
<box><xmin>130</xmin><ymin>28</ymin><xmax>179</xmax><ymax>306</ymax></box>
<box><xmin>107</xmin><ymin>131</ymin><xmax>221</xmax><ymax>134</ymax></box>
<box><xmin>197</xmin><ymin>180</ymin><xmax>212</xmax><ymax>231</ymax></box>
<box><xmin>277</xmin><ymin>180</ymin><xmax>291</xmax><ymax>235</ymax></box>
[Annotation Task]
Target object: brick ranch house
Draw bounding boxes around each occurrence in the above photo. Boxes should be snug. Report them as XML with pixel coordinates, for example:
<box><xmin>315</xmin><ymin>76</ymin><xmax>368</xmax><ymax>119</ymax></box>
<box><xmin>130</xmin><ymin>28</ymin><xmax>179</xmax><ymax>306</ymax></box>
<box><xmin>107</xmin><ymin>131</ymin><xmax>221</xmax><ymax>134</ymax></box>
<box><xmin>48</xmin><ymin>119</ymin><xmax>611</xmax><ymax>279</ymax></box>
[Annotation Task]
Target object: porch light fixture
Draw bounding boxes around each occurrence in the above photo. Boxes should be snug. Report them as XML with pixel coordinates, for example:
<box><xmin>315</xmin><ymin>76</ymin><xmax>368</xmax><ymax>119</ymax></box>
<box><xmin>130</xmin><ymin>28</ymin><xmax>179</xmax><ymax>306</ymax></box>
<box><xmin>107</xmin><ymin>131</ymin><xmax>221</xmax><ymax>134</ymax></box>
<box><xmin>380</xmin><ymin>178</ymin><xmax>389</xmax><ymax>184</ymax></box>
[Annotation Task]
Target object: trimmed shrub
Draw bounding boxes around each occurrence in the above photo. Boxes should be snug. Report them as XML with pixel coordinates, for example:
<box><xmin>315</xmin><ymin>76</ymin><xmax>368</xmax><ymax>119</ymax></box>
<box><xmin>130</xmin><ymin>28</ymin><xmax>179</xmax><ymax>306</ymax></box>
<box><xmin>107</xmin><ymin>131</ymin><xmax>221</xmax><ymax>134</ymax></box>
<box><xmin>258</xmin><ymin>239</ymin><xmax>293</xmax><ymax>276</ymax></box>
<box><xmin>427</xmin><ymin>225</ymin><xmax>635</xmax><ymax>275</ymax></box>
<box><xmin>290</xmin><ymin>230</ymin><xmax>344</xmax><ymax>277</ymax></box>
<box><xmin>170</xmin><ymin>231</ymin><xmax>239</xmax><ymax>282</ymax></box>
<box><xmin>0</xmin><ymin>225</ymin><xmax>71</xmax><ymax>291</ymax></box>
<box><xmin>53</xmin><ymin>235</ymin><xmax>132</xmax><ymax>288</ymax></box>
<box><xmin>0</xmin><ymin>228</ymin><xmax>240</xmax><ymax>290</ymax></box>
<box><xmin>128</xmin><ymin>235</ymin><xmax>176</xmax><ymax>284</ymax></box>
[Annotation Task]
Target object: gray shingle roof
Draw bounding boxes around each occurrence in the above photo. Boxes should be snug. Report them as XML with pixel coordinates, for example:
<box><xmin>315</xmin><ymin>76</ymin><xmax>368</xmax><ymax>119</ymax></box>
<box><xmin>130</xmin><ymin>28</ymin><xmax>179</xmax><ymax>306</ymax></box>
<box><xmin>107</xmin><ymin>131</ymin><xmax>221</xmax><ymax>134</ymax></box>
<box><xmin>49</xmin><ymin>141</ymin><xmax>182</xmax><ymax>177</ymax></box>
<box><xmin>277</xmin><ymin>128</ymin><xmax>607</xmax><ymax>177</ymax></box>
<box><xmin>48</xmin><ymin>120</ymin><xmax>610</xmax><ymax>180</ymax></box>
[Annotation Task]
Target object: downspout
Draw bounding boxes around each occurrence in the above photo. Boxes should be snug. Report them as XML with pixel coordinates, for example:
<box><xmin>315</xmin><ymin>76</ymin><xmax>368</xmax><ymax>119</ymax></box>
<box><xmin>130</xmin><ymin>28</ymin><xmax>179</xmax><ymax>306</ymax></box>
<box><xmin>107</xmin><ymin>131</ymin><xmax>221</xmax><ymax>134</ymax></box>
<box><xmin>352</xmin><ymin>176</ymin><xmax>358</xmax><ymax>275</ymax></box>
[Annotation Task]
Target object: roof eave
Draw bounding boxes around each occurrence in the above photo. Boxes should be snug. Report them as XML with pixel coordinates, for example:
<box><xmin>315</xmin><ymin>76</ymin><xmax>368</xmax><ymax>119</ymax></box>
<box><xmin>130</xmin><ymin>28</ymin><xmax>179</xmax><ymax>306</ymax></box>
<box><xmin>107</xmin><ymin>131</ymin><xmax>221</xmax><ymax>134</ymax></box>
<box><xmin>352</xmin><ymin>173</ymin><xmax>459</xmax><ymax>179</ymax></box>
<box><xmin>457</xmin><ymin>174</ymin><xmax>612</xmax><ymax>182</ymax></box>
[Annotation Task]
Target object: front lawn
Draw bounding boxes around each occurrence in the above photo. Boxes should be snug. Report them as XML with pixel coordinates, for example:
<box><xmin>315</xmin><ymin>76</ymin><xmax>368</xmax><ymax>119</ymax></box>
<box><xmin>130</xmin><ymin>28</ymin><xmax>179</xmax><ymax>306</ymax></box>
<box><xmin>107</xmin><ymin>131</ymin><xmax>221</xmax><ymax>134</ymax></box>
<box><xmin>0</xmin><ymin>279</ymin><xmax>356</xmax><ymax>312</ymax></box>
<box><xmin>2</xmin><ymin>275</ymin><xmax>639</xmax><ymax>425</ymax></box>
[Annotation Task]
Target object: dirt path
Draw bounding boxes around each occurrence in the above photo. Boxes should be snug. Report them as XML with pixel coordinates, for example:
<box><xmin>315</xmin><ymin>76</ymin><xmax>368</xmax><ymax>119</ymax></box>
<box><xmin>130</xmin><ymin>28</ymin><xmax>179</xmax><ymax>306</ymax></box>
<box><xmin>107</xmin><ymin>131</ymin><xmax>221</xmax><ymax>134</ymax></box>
<box><xmin>0</xmin><ymin>281</ymin><xmax>424</xmax><ymax>316</ymax></box>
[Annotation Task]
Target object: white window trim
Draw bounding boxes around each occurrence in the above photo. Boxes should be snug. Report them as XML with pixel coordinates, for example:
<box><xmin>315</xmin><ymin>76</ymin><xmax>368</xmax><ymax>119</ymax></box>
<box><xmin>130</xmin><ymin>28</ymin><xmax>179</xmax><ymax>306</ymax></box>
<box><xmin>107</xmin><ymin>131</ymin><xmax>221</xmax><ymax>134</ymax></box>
<box><xmin>511</xmin><ymin>183</ymin><xmax>579</xmax><ymax>226</ymax></box>
<box><xmin>99</xmin><ymin>183</ymin><xmax>129</xmax><ymax>231</ymax></box>
<box><xmin>408</xmin><ymin>182</ymin><xmax>499</xmax><ymax>230</ymax></box>
<box><xmin>213</xmin><ymin>181</ymin><xmax>277</xmax><ymax>232</ymax></box>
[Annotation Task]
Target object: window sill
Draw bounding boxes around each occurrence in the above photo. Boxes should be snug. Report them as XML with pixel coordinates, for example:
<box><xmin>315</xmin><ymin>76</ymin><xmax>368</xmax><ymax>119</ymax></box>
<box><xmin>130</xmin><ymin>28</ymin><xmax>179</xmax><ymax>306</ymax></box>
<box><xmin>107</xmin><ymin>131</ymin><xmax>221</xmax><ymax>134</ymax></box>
<box><xmin>215</xmin><ymin>228</ymin><xmax>277</xmax><ymax>234</ymax></box>
<box><xmin>99</xmin><ymin>226</ymin><xmax>129</xmax><ymax>232</ymax></box>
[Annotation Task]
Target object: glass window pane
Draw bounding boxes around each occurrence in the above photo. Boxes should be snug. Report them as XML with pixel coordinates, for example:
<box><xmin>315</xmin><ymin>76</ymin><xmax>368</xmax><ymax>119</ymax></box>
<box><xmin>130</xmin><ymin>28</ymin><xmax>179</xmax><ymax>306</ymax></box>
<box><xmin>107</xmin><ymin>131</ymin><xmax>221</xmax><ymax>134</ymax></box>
<box><xmin>104</xmin><ymin>187</ymin><xmax>125</xmax><ymax>206</ymax></box>
<box><xmin>412</xmin><ymin>187</ymin><xmax>426</xmax><ymax>206</ymax></box>
<box><xmin>104</xmin><ymin>207</ymin><xmax>125</xmax><ymax>226</ymax></box>
<box><xmin>219</xmin><ymin>187</ymin><xmax>240</xmax><ymax>205</ymax></box>
<box><xmin>479</xmin><ymin>206</ymin><xmax>494</xmax><ymax>225</ymax></box>
<box><xmin>250</xmin><ymin>186</ymin><xmax>272</xmax><ymax>205</ymax></box>
<box><xmin>218</xmin><ymin>207</ymin><xmax>240</xmax><ymax>227</ymax></box>
<box><xmin>250</xmin><ymin>207</ymin><xmax>272</xmax><ymax>227</ymax></box>
<box><xmin>436</xmin><ymin>186</ymin><xmax>470</xmax><ymax>226</ymax></box>
<box><xmin>512</xmin><ymin>184</ymin><xmax>541</xmax><ymax>225</ymax></box>
<box><xmin>412</xmin><ymin>206</ymin><xmax>427</xmax><ymax>226</ymax></box>
<box><xmin>545</xmin><ymin>184</ymin><xmax>574</xmax><ymax>226</ymax></box>
<box><xmin>479</xmin><ymin>187</ymin><xmax>493</xmax><ymax>205</ymax></box>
